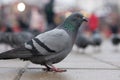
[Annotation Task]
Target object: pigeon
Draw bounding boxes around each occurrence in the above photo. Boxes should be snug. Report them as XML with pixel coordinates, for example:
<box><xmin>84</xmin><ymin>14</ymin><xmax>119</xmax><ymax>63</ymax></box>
<box><xmin>111</xmin><ymin>34</ymin><xmax>120</xmax><ymax>51</ymax></box>
<box><xmin>88</xmin><ymin>31</ymin><xmax>102</xmax><ymax>52</ymax></box>
<box><xmin>111</xmin><ymin>34</ymin><xmax>120</xmax><ymax>45</ymax></box>
<box><xmin>91</xmin><ymin>31</ymin><xmax>102</xmax><ymax>47</ymax></box>
<box><xmin>0</xmin><ymin>32</ymin><xmax>34</xmax><ymax>48</ymax></box>
<box><xmin>0</xmin><ymin>13</ymin><xmax>87</xmax><ymax>72</ymax></box>
<box><xmin>75</xmin><ymin>34</ymin><xmax>93</xmax><ymax>49</ymax></box>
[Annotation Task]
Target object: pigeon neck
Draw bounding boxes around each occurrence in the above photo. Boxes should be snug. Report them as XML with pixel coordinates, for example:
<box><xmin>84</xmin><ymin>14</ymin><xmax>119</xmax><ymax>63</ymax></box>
<box><xmin>58</xmin><ymin>24</ymin><xmax>79</xmax><ymax>44</ymax></box>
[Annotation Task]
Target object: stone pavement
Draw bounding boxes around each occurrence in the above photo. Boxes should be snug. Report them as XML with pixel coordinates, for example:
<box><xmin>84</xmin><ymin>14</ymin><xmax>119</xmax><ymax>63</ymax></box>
<box><xmin>0</xmin><ymin>40</ymin><xmax>120</xmax><ymax>80</ymax></box>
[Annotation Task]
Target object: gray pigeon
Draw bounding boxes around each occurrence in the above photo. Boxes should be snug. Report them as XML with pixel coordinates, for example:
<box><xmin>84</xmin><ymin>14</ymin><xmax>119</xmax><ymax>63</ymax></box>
<box><xmin>91</xmin><ymin>31</ymin><xmax>102</xmax><ymax>47</ymax></box>
<box><xmin>0</xmin><ymin>32</ymin><xmax>34</xmax><ymax>48</ymax></box>
<box><xmin>75</xmin><ymin>34</ymin><xmax>94</xmax><ymax>49</ymax></box>
<box><xmin>0</xmin><ymin>13</ymin><xmax>87</xmax><ymax>72</ymax></box>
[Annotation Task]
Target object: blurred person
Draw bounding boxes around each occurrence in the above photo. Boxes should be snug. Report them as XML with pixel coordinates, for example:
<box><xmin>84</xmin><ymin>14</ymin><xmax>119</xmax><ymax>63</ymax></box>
<box><xmin>100</xmin><ymin>24</ymin><xmax>111</xmax><ymax>38</ymax></box>
<box><xmin>0</xmin><ymin>23</ymin><xmax>13</xmax><ymax>32</ymax></box>
<box><xmin>17</xmin><ymin>16</ymin><xmax>29</xmax><ymax>31</ymax></box>
<box><xmin>0</xmin><ymin>23</ymin><xmax>6</xmax><ymax>32</ymax></box>
<box><xmin>30</xmin><ymin>7</ymin><xmax>46</xmax><ymax>33</ymax></box>
<box><xmin>106</xmin><ymin>12</ymin><xmax>120</xmax><ymax>34</ymax></box>
<box><xmin>88</xmin><ymin>13</ymin><xmax>99</xmax><ymax>32</ymax></box>
<box><xmin>44</xmin><ymin>0</ymin><xmax>55</xmax><ymax>30</ymax></box>
<box><xmin>109</xmin><ymin>20</ymin><xmax>119</xmax><ymax>34</ymax></box>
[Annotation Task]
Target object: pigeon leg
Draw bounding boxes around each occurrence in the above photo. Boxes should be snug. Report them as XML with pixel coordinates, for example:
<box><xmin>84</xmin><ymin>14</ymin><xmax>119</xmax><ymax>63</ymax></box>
<box><xmin>44</xmin><ymin>64</ymin><xmax>67</xmax><ymax>72</ymax></box>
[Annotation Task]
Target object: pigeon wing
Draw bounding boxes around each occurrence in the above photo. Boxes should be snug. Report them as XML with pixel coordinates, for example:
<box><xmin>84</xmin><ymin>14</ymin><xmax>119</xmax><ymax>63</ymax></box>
<box><xmin>25</xmin><ymin>29</ymin><xmax>71</xmax><ymax>55</ymax></box>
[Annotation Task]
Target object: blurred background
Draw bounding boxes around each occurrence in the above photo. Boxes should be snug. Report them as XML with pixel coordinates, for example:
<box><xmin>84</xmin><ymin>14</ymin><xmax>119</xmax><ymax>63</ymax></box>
<box><xmin>0</xmin><ymin>1</ymin><xmax>120</xmax><ymax>79</ymax></box>
<box><xmin>0</xmin><ymin>0</ymin><xmax>120</xmax><ymax>51</ymax></box>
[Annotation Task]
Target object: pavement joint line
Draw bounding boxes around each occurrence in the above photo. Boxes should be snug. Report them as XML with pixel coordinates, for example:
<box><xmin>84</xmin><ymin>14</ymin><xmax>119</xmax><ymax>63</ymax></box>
<box><xmin>85</xmin><ymin>54</ymin><xmax>120</xmax><ymax>69</ymax></box>
<box><xmin>13</xmin><ymin>62</ymin><xmax>30</xmax><ymax>80</ymax></box>
<box><xmin>0</xmin><ymin>67</ymin><xmax>119</xmax><ymax>70</ymax></box>
<box><xmin>27</xmin><ymin>67</ymin><xmax>120</xmax><ymax>70</ymax></box>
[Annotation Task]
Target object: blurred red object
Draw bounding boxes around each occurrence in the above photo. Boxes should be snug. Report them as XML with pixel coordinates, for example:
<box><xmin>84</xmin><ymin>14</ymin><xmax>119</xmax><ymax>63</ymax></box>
<box><xmin>0</xmin><ymin>26</ymin><xmax>6</xmax><ymax>32</ymax></box>
<box><xmin>12</xmin><ymin>26</ymin><xmax>21</xmax><ymax>32</ymax></box>
<box><xmin>88</xmin><ymin>13</ymin><xmax>99</xmax><ymax>32</ymax></box>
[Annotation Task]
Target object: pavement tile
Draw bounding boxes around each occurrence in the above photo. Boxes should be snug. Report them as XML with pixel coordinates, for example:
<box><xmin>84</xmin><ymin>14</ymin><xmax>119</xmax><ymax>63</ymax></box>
<box><xmin>86</xmin><ymin>40</ymin><xmax>120</xmax><ymax>67</ymax></box>
<box><xmin>0</xmin><ymin>60</ymin><xmax>28</xmax><ymax>68</ymax></box>
<box><xmin>20</xmin><ymin>69</ymin><xmax>120</xmax><ymax>80</ymax></box>
<box><xmin>0</xmin><ymin>68</ymin><xmax>20</xmax><ymax>80</ymax></box>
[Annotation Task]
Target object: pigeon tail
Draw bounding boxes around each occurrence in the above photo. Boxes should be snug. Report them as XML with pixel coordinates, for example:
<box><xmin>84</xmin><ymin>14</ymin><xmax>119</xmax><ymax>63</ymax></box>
<box><xmin>0</xmin><ymin>46</ymin><xmax>32</xmax><ymax>60</ymax></box>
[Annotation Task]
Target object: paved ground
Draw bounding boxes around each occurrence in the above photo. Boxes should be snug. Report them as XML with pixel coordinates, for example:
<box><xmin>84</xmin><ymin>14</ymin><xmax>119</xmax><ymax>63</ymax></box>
<box><xmin>0</xmin><ymin>40</ymin><xmax>120</xmax><ymax>80</ymax></box>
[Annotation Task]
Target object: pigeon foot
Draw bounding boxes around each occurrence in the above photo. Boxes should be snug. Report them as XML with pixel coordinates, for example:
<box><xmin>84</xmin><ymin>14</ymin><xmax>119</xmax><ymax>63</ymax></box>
<box><xmin>43</xmin><ymin>64</ymin><xmax>67</xmax><ymax>72</ymax></box>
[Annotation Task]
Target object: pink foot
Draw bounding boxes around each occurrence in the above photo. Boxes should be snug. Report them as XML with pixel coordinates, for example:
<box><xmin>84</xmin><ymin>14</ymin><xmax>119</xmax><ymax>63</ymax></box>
<box><xmin>43</xmin><ymin>64</ymin><xmax>67</xmax><ymax>72</ymax></box>
<box><xmin>51</xmin><ymin>68</ymin><xmax>67</xmax><ymax>72</ymax></box>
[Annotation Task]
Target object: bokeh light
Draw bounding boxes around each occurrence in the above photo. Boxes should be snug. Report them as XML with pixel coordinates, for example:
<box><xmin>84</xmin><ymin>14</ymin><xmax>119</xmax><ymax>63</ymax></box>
<box><xmin>17</xmin><ymin>2</ymin><xmax>26</xmax><ymax>12</ymax></box>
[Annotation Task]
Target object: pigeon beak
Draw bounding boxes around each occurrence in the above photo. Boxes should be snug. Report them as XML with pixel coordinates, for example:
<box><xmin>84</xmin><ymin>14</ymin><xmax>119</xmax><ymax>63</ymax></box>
<box><xmin>83</xmin><ymin>17</ymin><xmax>88</xmax><ymax>22</ymax></box>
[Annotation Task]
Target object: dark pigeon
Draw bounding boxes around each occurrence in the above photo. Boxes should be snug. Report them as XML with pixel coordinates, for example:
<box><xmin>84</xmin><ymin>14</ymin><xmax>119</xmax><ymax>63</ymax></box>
<box><xmin>111</xmin><ymin>34</ymin><xmax>120</xmax><ymax>46</ymax></box>
<box><xmin>75</xmin><ymin>34</ymin><xmax>93</xmax><ymax>49</ymax></box>
<box><xmin>111</xmin><ymin>34</ymin><xmax>120</xmax><ymax>51</ymax></box>
<box><xmin>0</xmin><ymin>32</ymin><xmax>34</xmax><ymax>48</ymax></box>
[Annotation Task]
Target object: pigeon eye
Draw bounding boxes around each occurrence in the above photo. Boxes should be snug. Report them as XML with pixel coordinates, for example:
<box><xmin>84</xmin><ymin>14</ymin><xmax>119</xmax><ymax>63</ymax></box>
<box><xmin>76</xmin><ymin>15</ymin><xmax>80</xmax><ymax>18</ymax></box>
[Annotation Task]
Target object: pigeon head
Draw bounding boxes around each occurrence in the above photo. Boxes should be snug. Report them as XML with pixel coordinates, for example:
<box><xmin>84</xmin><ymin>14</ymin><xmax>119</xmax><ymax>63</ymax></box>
<box><xmin>63</xmin><ymin>13</ymin><xmax>87</xmax><ymax>32</ymax></box>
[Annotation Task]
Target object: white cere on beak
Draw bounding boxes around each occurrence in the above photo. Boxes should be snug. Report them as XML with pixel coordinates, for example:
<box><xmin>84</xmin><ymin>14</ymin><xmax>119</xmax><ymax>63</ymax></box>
<box><xmin>83</xmin><ymin>17</ymin><xmax>86</xmax><ymax>20</ymax></box>
<box><xmin>83</xmin><ymin>17</ymin><xmax>88</xmax><ymax>22</ymax></box>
